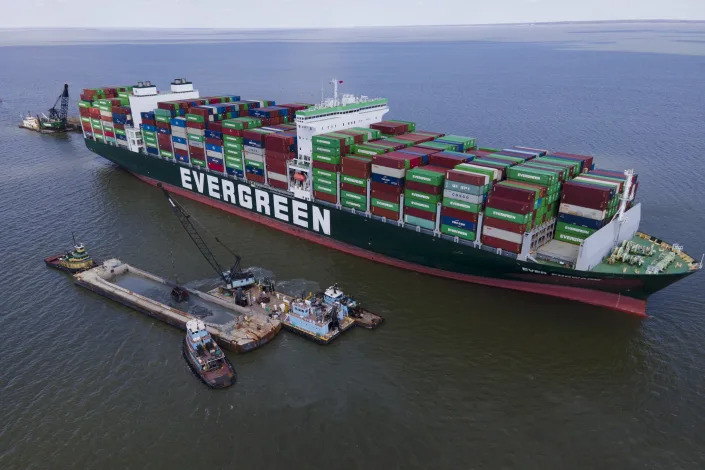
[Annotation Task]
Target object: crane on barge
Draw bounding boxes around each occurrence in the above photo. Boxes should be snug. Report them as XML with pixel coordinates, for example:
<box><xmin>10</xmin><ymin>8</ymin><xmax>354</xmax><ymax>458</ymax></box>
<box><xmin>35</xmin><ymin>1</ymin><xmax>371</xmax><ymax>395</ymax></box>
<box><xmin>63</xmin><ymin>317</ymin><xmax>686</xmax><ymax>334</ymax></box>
<box><xmin>160</xmin><ymin>184</ymin><xmax>256</xmax><ymax>306</ymax></box>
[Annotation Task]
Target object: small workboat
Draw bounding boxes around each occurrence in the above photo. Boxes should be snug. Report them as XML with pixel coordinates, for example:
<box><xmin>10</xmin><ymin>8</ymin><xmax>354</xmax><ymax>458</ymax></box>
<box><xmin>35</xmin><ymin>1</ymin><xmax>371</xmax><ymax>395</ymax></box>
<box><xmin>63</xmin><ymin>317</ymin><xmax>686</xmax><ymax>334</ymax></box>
<box><xmin>44</xmin><ymin>242</ymin><xmax>95</xmax><ymax>273</ymax></box>
<box><xmin>320</xmin><ymin>284</ymin><xmax>383</xmax><ymax>329</ymax></box>
<box><xmin>182</xmin><ymin>319</ymin><xmax>235</xmax><ymax>389</ymax></box>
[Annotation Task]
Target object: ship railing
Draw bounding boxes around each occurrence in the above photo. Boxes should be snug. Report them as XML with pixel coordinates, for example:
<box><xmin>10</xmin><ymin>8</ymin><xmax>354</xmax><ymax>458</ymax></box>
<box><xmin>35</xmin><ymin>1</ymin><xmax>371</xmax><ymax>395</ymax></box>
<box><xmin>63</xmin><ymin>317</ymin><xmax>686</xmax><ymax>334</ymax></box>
<box><xmin>335</xmin><ymin>205</ymin><xmax>519</xmax><ymax>260</ymax></box>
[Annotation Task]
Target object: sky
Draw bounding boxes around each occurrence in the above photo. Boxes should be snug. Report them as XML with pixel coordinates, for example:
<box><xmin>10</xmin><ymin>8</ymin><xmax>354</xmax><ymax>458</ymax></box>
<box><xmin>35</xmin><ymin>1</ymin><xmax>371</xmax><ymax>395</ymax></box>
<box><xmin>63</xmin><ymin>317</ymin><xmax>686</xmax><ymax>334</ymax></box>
<box><xmin>1</xmin><ymin>0</ymin><xmax>704</xmax><ymax>29</ymax></box>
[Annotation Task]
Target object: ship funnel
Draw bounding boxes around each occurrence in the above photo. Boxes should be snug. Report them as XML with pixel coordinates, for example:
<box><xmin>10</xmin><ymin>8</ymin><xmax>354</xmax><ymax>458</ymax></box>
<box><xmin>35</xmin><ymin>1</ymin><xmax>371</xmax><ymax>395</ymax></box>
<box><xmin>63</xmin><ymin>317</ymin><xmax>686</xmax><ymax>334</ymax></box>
<box><xmin>137</xmin><ymin>81</ymin><xmax>144</xmax><ymax>87</ymax></box>
<box><xmin>145</xmin><ymin>81</ymin><xmax>153</xmax><ymax>87</ymax></box>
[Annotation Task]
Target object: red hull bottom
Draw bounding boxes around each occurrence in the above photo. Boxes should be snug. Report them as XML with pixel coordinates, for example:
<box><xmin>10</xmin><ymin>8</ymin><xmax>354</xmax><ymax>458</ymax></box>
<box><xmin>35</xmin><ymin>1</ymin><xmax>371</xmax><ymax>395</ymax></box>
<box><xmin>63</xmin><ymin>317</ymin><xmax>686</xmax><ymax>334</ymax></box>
<box><xmin>136</xmin><ymin>175</ymin><xmax>647</xmax><ymax>317</ymax></box>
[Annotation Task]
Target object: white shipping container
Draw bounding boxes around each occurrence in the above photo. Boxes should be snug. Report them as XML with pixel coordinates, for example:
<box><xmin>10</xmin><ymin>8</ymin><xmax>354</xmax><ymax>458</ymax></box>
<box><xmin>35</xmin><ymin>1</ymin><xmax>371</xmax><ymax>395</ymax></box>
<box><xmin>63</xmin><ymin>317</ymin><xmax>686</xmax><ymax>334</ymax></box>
<box><xmin>206</xmin><ymin>149</ymin><xmax>223</xmax><ymax>158</ymax></box>
<box><xmin>172</xmin><ymin>128</ymin><xmax>187</xmax><ymax>138</ymax></box>
<box><xmin>189</xmin><ymin>141</ymin><xmax>204</xmax><ymax>149</ymax></box>
<box><xmin>244</xmin><ymin>145</ymin><xmax>265</xmax><ymax>156</ymax></box>
<box><xmin>559</xmin><ymin>203</ymin><xmax>606</xmax><ymax>221</ymax></box>
<box><xmin>267</xmin><ymin>171</ymin><xmax>288</xmax><ymax>183</ymax></box>
<box><xmin>482</xmin><ymin>225</ymin><xmax>523</xmax><ymax>244</ymax></box>
<box><xmin>243</xmin><ymin>152</ymin><xmax>264</xmax><ymax>163</ymax></box>
<box><xmin>371</xmin><ymin>164</ymin><xmax>406</xmax><ymax>179</ymax></box>
<box><xmin>443</xmin><ymin>190</ymin><xmax>484</xmax><ymax>205</ymax></box>
<box><xmin>186</xmin><ymin>128</ymin><xmax>205</xmax><ymax>136</ymax></box>
<box><xmin>173</xmin><ymin>142</ymin><xmax>189</xmax><ymax>151</ymax></box>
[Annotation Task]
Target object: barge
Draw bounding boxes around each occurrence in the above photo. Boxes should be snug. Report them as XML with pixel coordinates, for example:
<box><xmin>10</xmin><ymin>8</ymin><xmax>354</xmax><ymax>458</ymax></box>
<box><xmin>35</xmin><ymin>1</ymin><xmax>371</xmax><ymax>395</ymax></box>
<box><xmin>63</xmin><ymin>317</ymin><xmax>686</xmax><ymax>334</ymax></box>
<box><xmin>74</xmin><ymin>259</ymin><xmax>281</xmax><ymax>353</ymax></box>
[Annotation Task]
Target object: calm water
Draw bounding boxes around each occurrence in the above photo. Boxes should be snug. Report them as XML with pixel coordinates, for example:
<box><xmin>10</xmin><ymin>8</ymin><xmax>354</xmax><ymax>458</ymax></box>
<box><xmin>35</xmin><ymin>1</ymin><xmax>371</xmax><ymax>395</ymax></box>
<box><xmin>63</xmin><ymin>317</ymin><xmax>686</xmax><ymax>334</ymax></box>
<box><xmin>1</xmin><ymin>24</ymin><xmax>705</xmax><ymax>469</ymax></box>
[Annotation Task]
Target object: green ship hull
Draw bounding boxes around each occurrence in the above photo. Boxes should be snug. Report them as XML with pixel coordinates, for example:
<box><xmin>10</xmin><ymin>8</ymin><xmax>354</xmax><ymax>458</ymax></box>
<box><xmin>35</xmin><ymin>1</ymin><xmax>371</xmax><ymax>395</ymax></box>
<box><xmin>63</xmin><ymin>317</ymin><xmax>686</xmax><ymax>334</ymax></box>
<box><xmin>85</xmin><ymin>139</ymin><xmax>698</xmax><ymax>315</ymax></box>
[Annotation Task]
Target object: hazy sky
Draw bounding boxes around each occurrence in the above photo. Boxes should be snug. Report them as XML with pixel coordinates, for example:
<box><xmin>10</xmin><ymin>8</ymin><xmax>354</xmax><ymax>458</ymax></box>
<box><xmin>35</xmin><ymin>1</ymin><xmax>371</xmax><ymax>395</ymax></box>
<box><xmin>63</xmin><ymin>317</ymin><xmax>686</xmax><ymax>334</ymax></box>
<box><xmin>2</xmin><ymin>0</ymin><xmax>704</xmax><ymax>28</ymax></box>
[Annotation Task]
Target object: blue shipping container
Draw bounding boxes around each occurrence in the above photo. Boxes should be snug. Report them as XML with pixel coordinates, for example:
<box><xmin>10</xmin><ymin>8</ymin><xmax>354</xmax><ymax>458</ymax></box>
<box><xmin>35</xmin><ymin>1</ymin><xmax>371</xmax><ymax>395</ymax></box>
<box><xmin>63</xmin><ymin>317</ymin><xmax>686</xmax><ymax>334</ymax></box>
<box><xmin>371</xmin><ymin>173</ymin><xmax>404</xmax><ymax>187</ymax></box>
<box><xmin>226</xmin><ymin>167</ymin><xmax>244</xmax><ymax>178</ymax></box>
<box><xmin>170</xmin><ymin>117</ymin><xmax>187</xmax><ymax>127</ymax></box>
<box><xmin>557</xmin><ymin>212</ymin><xmax>606</xmax><ymax>230</ymax></box>
<box><xmin>142</xmin><ymin>124</ymin><xmax>156</xmax><ymax>132</ymax></box>
<box><xmin>172</xmin><ymin>136</ymin><xmax>187</xmax><ymax>145</ymax></box>
<box><xmin>206</xmin><ymin>143</ymin><xmax>223</xmax><ymax>153</ymax></box>
<box><xmin>441</xmin><ymin>216</ymin><xmax>476</xmax><ymax>231</ymax></box>
<box><xmin>245</xmin><ymin>165</ymin><xmax>264</xmax><ymax>176</ymax></box>
<box><xmin>175</xmin><ymin>153</ymin><xmax>190</xmax><ymax>164</ymax></box>
<box><xmin>145</xmin><ymin>146</ymin><xmax>160</xmax><ymax>156</ymax></box>
<box><xmin>205</xmin><ymin>129</ymin><xmax>222</xmax><ymax>139</ymax></box>
<box><xmin>207</xmin><ymin>156</ymin><xmax>224</xmax><ymax>165</ymax></box>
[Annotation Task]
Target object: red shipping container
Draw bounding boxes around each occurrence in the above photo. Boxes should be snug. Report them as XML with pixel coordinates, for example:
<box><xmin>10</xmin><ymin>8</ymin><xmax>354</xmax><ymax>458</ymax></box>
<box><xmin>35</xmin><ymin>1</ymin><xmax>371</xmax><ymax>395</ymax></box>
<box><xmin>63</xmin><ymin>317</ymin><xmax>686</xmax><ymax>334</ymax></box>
<box><xmin>386</xmin><ymin>152</ymin><xmax>423</xmax><ymax>168</ymax></box>
<box><xmin>266</xmin><ymin>159</ymin><xmax>288</xmax><ymax>173</ymax></box>
<box><xmin>266</xmin><ymin>151</ymin><xmax>293</xmax><ymax>162</ymax></box>
<box><xmin>269</xmin><ymin>179</ymin><xmax>288</xmax><ymax>190</ymax></box>
<box><xmin>481</xmin><ymin>235</ymin><xmax>522</xmax><ymax>253</ymax></box>
<box><xmin>207</xmin><ymin>162</ymin><xmax>225</xmax><ymax>172</ymax></box>
<box><xmin>415</xmin><ymin>130</ymin><xmax>445</xmax><ymax>138</ymax></box>
<box><xmin>395</xmin><ymin>133</ymin><xmax>434</xmax><ymax>144</ymax></box>
<box><xmin>372</xmin><ymin>154</ymin><xmax>405</xmax><ymax>169</ymax></box>
<box><xmin>341</xmin><ymin>156</ymin><xmax>371</xmax><ymax>173</ymax></box>
<box><xmin>205</xmin><ymin>137</ymin><xmax>223</xmax><ymax>146</ymax></box>
<box><xmin>247</xmin><ymin>173</ymin><xmax>266</xmax><ymax>184</ymax></box>
<box><xmin>491</xmin><ymin>184</ymin><xmax>536</xmax><ymax>202</ymax></box>
<box><xmin>441</xmin><ymin>207</ymin><xmax>479</xmax><ymax>223</ymax></box>
<box><xmin>341</xmin><ymin>167</ymin><xmax>369</xmax><ymax>179</ymax></box>
<box><xmin>79</xmin><ymin>107</ymin><xmax>90</xmax><ymax>117</ymax></box>
<box><xmin>336</xmin><ymin>130</ymin><xmax>365</xmax><ymax>144</ymax></box>
<box><xmin>186</xmin><ymin>121</ymin><xmax>205</xmax><ymax>130</ymax></box>
<box><xmin>370</xmin><ymin>121</ymin><xmax>408</xmax><ymax>135</ymax></box>
<box><xmin>187</xmin><ymin>107</ymin><xmax>209</xmax><ymax>117</ymax></box>
<box><xmin>550</xmin><ymin>151</ymin><xmax>594</xmax><ymax>171</ymax></box>
<box><xmin>207</xmin><ymin>122</ymin><xmax>223</xmax><ymax>132</ymax></box>
<box><xmin>190</xmin><ymin>155</ymin><xmax>205</xmax><ymax>164</ymax></box>
<box><xmin>223</xmin><ymin>128</ymin><xmax>243</xmax><ymax>137</ymax></box>
<box><xmin>189</xmin><ymin>147</ymin><xmax>205</xmax><ymax>158</ymax></box>
<box><xmin>467</xmin><ymin>149</ymin><xmax>494</xmax><ymax>158</ymax></box>
<box><xmin>242</xmin><ymin>129</ymin><xmax>267</xmax><ymax>142</ymax></box>
<box><xmin>312</xmin><ymin>160</ymin><xmax>340</xmax><ymax>172</ymax></box>
<box><xmin>371</xmin><ymin>181</ymin><xmax>403</xmax><ymax>196</ymax></box>
<box><xmin>114</xmin><ymin>123</ymin><xmax>125</xmax><ymax>130</ymax></box>
<box><xmin>104</xmin><ymin>130</ymin><xmax>115</xmax><ymax>138</ymax></box>
<box><xmin>371</xmin><ymin>187</ymin><xmax>401</xmax><ymax>202</ymax></box>
<box><xmin>505</xmin><ymin>180</ymin><xmax>548</xmax><ymax>198</ymax></box>
<box><xmin>403</xmin><ymin>146</ymin><xmax>439</xmax><ymax>156</ymax></box>
<box><xmin>483</xmin><ymin>217</ymin><xmax>529</xmax><ymax>234</ymax></box>
<box><xmin>423</xmin><ymin>165</ymin><xmax>449</xmax><ymax>174</ymax></box>
<box><xmin>405</xmin><ymin>206</ymin><xmax>437</xmax><ymax>221</ymax></box>
<box><xmin>313</xmin><ymin>191</ymin><xmax>337</xmax><ymax>204</ymax></box>
<box><xmin>371</xmin><ymin>206</ymin><xmax>400</xmax><ymax>219</ymax></box>
<box><xmin>341</xmin><ymin>182</ymin><xmax>367</xmax><ymax>195</ymax></box>
<box><xmin>429</xmin><ymin>153</ymin><xmax>470</xmax><ymax>168</ymax></box>
<box><xmin>81</xmin><ymin>122</ymin><xmax>92</xmax><ymax>132</ymax></box>
<box><xmin>159</xmin><ymin>141</ymin><xmax>172</xmax><ymax>152</ymax></box>
<box><xmin>405</xmin><ymin>180</ymin><xmax>442</xmax><ymax>195</ymax></box>
<box><xmin>157</xmin><ymin>133</ymin><xmax>171</xmax><ymax>146</ymax></box>
<box><xmin>446</xmin><ymin>169</ymin><xmax>486</xmax><ymax>186</ymax></box>
<box><xmin>486</xmin><ymin>195</ymin><xmax>532</xmax><ymax>215</ymax></box>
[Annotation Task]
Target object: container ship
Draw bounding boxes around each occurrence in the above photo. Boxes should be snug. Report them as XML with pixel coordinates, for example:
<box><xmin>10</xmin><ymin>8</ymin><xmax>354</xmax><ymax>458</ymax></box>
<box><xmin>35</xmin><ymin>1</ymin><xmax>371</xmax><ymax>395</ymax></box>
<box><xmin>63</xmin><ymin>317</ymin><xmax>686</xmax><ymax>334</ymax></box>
<box><xmin>77</xmin><ymin>78</ymin><xmax>701</xmax><ymax>316</ymax></box>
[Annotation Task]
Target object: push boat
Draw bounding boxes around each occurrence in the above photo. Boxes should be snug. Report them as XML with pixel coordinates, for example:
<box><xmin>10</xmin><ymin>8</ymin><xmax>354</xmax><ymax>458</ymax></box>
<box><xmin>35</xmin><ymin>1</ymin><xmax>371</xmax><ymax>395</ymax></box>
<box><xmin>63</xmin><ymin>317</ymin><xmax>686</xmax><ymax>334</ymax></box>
<box><xmin>279</xmin><ymin>290</ymin><xmax>356</xmax><ymax>344</ymax></box>
<box><xmin>79</xmin><ymin>79</ymin><xmax>702</xmax><ymax>316</ymax></box>
<box><xmin>44</xmin><ymin>242</ymin><xmax>95</xmax><ymax>273</ymax></box>
<box><xmin>183</xmin><ymin>318</ymin><xmax>236</xmax><ymax>388</ymax></box>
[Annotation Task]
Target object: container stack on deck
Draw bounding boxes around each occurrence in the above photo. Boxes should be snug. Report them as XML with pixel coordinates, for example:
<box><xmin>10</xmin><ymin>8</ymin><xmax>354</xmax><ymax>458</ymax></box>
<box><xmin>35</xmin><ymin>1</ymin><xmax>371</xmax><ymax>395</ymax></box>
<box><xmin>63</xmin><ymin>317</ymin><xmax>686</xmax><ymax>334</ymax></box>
<box><xmin>404</xmin><ymin>167</ymin><xmax>444</xmax><ymax>229</ymax></box>
<box><xmin>440</xmin><ymin>164</ymin><xmax>493</xmax><ymax>241</ymax></box>
<box><xmin>312</xmin><ymin>133</ymin><xmax>350</xmax><ymax>203</ymax></box>
<box><xmin>340</xmin><ymin>155</ymin><xmax>371</xmax><ymax>210</ymax></box>
<box><xmin>222</xmin><ymin>117</ymin><xmax>261</xmax><ymax>178</ymax></box>
<box><xmin>264</xmin><ymin>129</ymin><xmax>297</xmax><ymax>190</ymax></box>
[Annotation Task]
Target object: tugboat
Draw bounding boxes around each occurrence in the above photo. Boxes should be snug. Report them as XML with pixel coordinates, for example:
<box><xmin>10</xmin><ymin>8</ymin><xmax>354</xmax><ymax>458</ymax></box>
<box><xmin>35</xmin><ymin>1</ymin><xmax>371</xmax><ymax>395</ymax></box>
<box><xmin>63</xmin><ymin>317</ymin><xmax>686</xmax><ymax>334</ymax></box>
<box><xmin>320</xmin><ymin>284</ymin><xmax>383</xmax><ymax>329</ymax></box>
<box><xmin>281</xmin><ymin>293</ymin><xmax>356</xmax><ymax>344</ymax></box>
<box><xmin>182</xmin><ymin>319</ymin><xmax>236</xmax><ymax>389</ymax></box>
<box><xmin>44</xmin><ymin>240</ymin><xmax>95</xmax><ymax>273</ymax></box>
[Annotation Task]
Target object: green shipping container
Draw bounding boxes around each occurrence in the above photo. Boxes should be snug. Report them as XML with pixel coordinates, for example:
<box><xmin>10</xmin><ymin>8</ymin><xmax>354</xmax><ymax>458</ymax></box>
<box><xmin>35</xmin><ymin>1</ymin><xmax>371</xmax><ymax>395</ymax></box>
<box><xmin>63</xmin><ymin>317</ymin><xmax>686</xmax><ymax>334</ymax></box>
<box><xmin>313</xmin><ymin>168</ymin><xmax>337</xmax><ymax>180</ymax></box>
<box><xmin>507</xmin><ymin>166</ymin><xmax>558</xmax><ymax>187</ymax></box>
<box><xmin>244</xmin><ymin>159</ymin><xmax>264</xmax><ymax>169</ymax></box>
<box><xmin>340</xmin><ymin>174</ymin><xmax>366</xmax><ymax>187</ymax></box>
<box><xmin>555</xmin><ymin>231</ymin><xmax>585</xmax><ymax>245</ymax></box>
<box><xmin>485</xmin><ymin>207</ymin><xmax>532</xmax><ymax>224</ymax></box>
<box><xmin>371</xmin><ymin>198</ymin><xmax>400</xmax><ymax>212</ymax></box>
<box><xmin>342</xmin><ymin>198</ymin><xmax>366</xmax><ymax>210</ymax></box>
<box><xmin>406</xmin><ymin>168</ymin><xmax>445</xmax><ymax>186</ymax></box>
<box><xmin>556</xmin><ymin>222</ymin><xmax>595</xmax><ymax>238</ymax></box>
<box><xmin>405</xmin><ymin>198</ymin><xmax>435</xmax><ymax>213</ymax></box>
<box><xmin>312</xmin><ymin>153</ymin><xmax>341</xmax><ymax>165</ymax></box>
<box><xmin>160</xmin><ymin>150</ymin><xmax>174</xmax><ymax>159</ymax></box>
<box><xmin>405</xmin><ymin>189</ymin><xmax>441</xmax><ymax>205</ymax></box>
<box><xmin>341</xmin><ymin>191</ymin><xmax>367</xmax><ymax>204</ymax></box>
<box><xmin>313</xmin><ymin>181</ymin><xmax>337</xmax><ymax>195</ymax></box>
<box><xmin>441</xmin><ymin>225</ymin><xmax>476</xmax><ymax>241</ymax></box>
<box><xmin>187</xmin><ymin>134</ymin><xmax>205</xmax><ymax>143</ymax></box>
<box><xmin>191</xmin><ymin>159</ymin><xmax>206</xmax><ymax>168</ymax></box>
<box><xmin>442</xmin><ymin>198</ymin><xmax>482</xmax><ymax>213</ymax></box>
<box><xmin>185</xmin><ymin>114</ymin><xmax>205</xmax><ymax>123</ymax></box>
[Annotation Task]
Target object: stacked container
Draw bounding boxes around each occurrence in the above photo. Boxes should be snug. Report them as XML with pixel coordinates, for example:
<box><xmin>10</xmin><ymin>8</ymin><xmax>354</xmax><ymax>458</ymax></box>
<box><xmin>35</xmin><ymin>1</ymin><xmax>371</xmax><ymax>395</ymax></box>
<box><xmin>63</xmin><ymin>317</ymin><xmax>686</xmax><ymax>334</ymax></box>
<box><xmin>141</xmin><ymin>111</ymin><xmax>160</xmax><ymax>156</ymax></box>
<box><xmin>264</xmin><ymin>131</ymin><xmax>297</xmax><ymax>190</ymax></box>
<box><xmin>205</xmin><ymin>121</ymin><xmax>225</xmax><ymax>173</ymax></box>
<box><xmin>340</xmin><ymin>156</ymin><xmax>371</xmax><ymax>211</ymax></box>
<box><xmin>311</xmin><ymin>133</ymin><xmax>353</xmax><ymax>203</ymax></box>
<box><xmin>404</xmin><ymin>167</ymin><xmax>445</xmax><ymax>230</ymax></box>
<box><xmin>441</xmin><ymin>165</ymin><xmax>494</xmax><ymax>241</ymax></box>
<box><xmin>154</xmin><ymin>108</ymin><xmax>174</xmax><ymax>159</ymax></box>
<box><xmin>482</xmin><ymin>182</ymin><xmax>542</xmax><ymax>252</ymax></box>
<box><xmin>171</xmin><ymin>116</ymin><xmax>190</xmax><ymax>163</ymax></box>
<box><xmin>432</xmin><ymin>135</ymin><xmax>477</xmax><ymax>152</ymax></box>
<box><xmin>185</xmin><ymin>110</ymin><xmax>207</xmax><ymax>168</ymax></box>
<box><xmin>242</xmin><ymin>128</ymin><xmax>273</xmax><ymax>184</ymax></box>
<box><xmin>221</xmin><ymin>117</ymin><xmax>262</xmax><ymax>178</ymax></box>
<box><xmin>370</xmin><ymin>120</ymin><xmax>415</xmax><ymax>136</ymax></box>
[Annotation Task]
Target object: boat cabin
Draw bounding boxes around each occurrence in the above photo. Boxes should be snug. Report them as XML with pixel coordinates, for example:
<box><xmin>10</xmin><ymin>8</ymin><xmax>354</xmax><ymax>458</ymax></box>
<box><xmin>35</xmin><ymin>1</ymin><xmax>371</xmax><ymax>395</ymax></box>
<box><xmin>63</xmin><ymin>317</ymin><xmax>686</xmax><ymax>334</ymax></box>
<box><xmin>185</xmin><ymin>319</ymin><xmax>225</xmax><ymax>371</ymax></box>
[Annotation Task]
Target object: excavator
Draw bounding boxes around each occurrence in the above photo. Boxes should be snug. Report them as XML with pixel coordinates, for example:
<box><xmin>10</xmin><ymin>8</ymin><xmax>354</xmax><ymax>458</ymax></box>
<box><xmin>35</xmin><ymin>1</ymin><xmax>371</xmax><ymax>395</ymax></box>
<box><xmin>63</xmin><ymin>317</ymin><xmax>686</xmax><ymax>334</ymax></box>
<box><xmin>160</xmin><ymin>184</ymin><xmax>256</xmax><ymax>307</ymax></box>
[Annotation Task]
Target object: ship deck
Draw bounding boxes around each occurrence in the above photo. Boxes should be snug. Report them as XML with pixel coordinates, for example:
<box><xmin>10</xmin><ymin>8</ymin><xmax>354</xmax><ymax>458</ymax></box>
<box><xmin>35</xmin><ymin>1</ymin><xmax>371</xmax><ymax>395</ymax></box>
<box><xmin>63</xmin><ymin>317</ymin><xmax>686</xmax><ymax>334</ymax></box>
<box><xmin>536</xmin><ymin>232</ymin><xmax>697</xmax><ymax>275</ymax></box>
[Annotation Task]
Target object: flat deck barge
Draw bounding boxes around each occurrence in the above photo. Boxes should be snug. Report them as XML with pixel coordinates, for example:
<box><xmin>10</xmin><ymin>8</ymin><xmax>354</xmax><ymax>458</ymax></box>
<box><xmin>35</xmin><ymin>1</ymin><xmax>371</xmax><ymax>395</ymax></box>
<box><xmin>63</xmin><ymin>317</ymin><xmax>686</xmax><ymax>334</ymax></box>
<box><xmin>74</xmin><ymin>259</ymin><xmax>281</xmax><ymax>352</ymax></box>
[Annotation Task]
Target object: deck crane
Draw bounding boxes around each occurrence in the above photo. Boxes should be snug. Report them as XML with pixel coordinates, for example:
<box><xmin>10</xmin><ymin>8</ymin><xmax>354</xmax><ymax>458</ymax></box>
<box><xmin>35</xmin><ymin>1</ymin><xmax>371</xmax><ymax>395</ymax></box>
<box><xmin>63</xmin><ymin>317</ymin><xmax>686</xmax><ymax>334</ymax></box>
<box><xmin>48</xmin><ymin>83</ymin><xmax>70</xmax><ymax>127</ymax></box>
<box><xmin>160</xmin><ymin>184</ymin><xmax>256</xmax><ymax>300</ymax></box>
